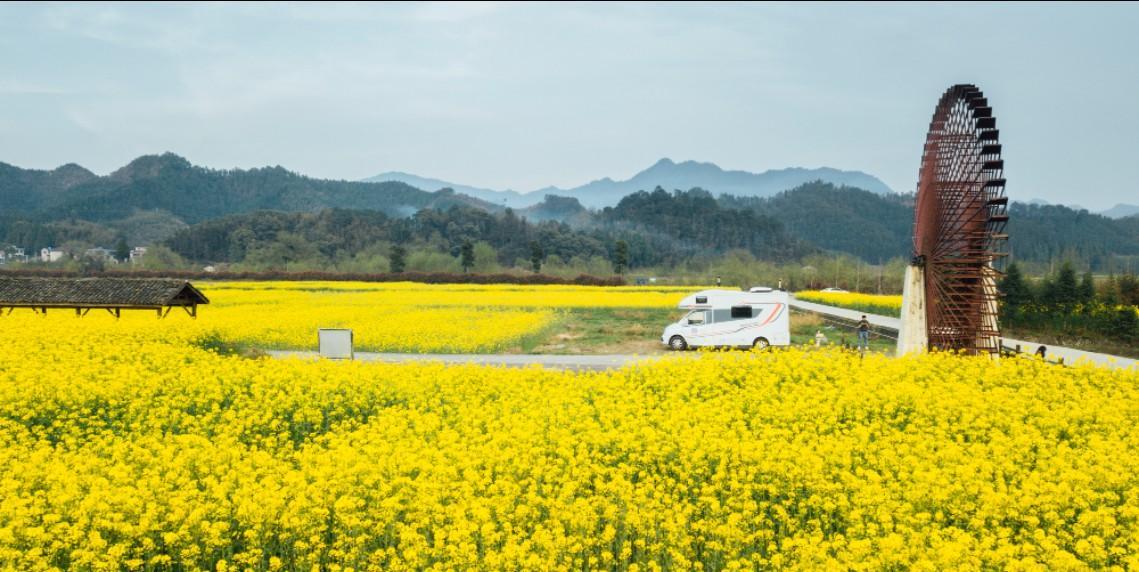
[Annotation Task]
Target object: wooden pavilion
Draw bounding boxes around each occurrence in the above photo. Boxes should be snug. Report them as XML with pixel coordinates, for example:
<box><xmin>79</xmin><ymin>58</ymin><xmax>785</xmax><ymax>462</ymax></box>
<box><xmin>0</xmin><ymin>277</ymin><xmax>209</xmax><ymax>318</ymax></box>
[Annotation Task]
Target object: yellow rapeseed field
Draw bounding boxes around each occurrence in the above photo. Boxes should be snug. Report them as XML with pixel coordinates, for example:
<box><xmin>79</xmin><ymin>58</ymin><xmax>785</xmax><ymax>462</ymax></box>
<box><xmin>1</xmin><ymin>282</ymin><xmax>1138</xmax><ymax>570</ymax></box>
<box><xmin>795</xmin><ymin>291</ymin><xmax>903</xmax><ymax>317</ymax></box>
<box><xmin>207</xmin><ymin>281</ymin><xmax>695</xmax><ymax>308</ymax></box>
<box><xmin>185</xmin><ymin>281</ymin><xmax>692</xmax><ymax>353</ymax></box>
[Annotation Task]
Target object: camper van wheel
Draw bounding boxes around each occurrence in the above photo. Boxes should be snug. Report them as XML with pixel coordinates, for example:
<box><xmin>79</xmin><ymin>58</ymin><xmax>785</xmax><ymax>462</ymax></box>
<box><xmin>668</xmin><ymin>336</ymin><xmax>688</xmax><ymax>351</ymax></box>
<box><xmin>752</xmin><ymin>337</ymin><xmax>770</xmax><ymax>351</ymax></box>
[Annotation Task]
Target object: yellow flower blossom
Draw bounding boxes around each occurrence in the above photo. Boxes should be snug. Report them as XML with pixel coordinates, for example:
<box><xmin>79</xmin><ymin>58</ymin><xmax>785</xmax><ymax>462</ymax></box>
<box><xmin>0</xmin><ymin>282</ymin><xmax>1135</xmax><ymax>569</ymax></box>
<box><xmin>796</xmin><ymin>290</ymin><xmax>903</xmax><ymax>316</ymax></box>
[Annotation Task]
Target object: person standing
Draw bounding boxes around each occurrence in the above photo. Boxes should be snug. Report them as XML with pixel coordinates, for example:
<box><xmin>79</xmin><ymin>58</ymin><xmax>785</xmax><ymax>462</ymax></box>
<box><xmin>856</xmin><ymin>315</ymin><xmax>871</xmax><ymax>351</ymax></box>
<box><xmin>715</xmin><ymin>275</ymin><xmax>722</xmax><ymax>287</ymax></box>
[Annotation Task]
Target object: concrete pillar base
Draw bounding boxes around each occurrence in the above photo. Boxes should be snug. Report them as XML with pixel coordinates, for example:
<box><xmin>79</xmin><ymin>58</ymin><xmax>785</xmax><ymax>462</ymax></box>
<box><xmin>896</xmin><ymin>265</ymin><xmax>928</xmax><ymax>356</ymax></box>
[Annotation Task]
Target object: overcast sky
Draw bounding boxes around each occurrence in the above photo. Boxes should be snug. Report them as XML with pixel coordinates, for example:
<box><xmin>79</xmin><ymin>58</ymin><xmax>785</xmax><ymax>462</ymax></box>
<box><xmin>1</xmin><ymin>2</ymin><xmax>1136</xmax><ymax>209</ymax></box>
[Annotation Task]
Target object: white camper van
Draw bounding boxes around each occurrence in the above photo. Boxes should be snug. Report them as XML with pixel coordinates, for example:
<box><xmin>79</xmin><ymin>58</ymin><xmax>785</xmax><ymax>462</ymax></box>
<box><xmin>661</xmin><ymin>288</ymin><xmax>790</xmax><ymax>350</ymax></box>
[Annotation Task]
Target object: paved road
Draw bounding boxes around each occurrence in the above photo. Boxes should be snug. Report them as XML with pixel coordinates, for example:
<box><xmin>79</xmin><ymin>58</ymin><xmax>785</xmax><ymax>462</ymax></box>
<box><xmin>789</xmin><ymin>298</ymin><xmax>904</xmax><ymax>330</ymax></box>
<box><xmin>789</xmin><ymin>296</ymin><xmax>1138</xmax><ymax>371</ymax></box>
<box><xmin>268</xmin><ymin>298</ymin><xmax>1136</xmax><ymax>372</ymax></box>
<box><xmin>266</xmin><ymin>350</ymin><xmax>671</xmax><ymax>371</ymax></box>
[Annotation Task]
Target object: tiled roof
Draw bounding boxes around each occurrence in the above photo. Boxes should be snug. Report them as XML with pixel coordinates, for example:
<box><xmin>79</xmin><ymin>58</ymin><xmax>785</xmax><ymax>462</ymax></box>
<box><xmin>0</xmin><ymin>278</ymin><xmax>209</xmax><ymax>307</ymax></box>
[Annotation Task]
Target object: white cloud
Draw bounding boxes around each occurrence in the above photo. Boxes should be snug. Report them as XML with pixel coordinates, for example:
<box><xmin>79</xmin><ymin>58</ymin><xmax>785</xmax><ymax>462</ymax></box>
<box><xmin>0</xmin><ymin>2</ymin><xmax>1136</xmax><ymax>207</ymax></box>
<box><xmin>36</xmin><ymin>3</ymin><xmax>221</xmax><ymax>54</ymax></box>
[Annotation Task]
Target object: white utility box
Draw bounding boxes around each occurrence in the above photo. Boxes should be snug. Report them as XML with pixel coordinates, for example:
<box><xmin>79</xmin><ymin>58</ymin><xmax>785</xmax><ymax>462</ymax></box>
<box><xmin>318</xmin><ymin>328</ymin><xmax>354</xmax><ymax>360</ymax></box>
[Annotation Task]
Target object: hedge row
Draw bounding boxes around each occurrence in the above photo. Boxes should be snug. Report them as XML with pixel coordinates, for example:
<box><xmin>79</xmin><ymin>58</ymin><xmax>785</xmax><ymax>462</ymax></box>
<box><xmin>0</xmin><ymin>269</ymin><xmax>627</xmax><ymax>287</ymax></box>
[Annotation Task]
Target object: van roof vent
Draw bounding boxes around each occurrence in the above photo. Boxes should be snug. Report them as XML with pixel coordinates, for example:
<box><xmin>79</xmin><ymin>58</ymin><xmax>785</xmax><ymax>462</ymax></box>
<box><xmin>749</xmin><ymin>286</ymin><xmax>773</xmax><ymax>293</ymax></box>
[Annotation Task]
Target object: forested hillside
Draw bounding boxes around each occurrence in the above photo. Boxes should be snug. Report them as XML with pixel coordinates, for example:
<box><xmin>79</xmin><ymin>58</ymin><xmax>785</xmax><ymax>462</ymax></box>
<box><xmin>721</xmin><ymin>182</ymin><xmax>1139</xmax><ymax>271</ymax></box>
<box><xmin>163</xmin><ymin>189</ymin><xmax>812</xmax><ymax>270</ymax></box>
<box><xmin>3</xmin><ymin>154</ymin><xmax>1138</xmax><ymax>273</ymax></box>
<box><xmin>0</xmin><ymin>162</ymin><xmax>98</xmax><ymax>212</ymax></box>
<box><xmin>598</xmin><ymin>188</ymin><xmax>811</xmax><ymax>266</ymax></box>
<box><xmin>1007</xmin><ymin>203</ymin><xmax>1139</xmax><ymax>271</ymax></box>
<box><xmin>1</xmin><ymin>153</ymin><xmax>491</xmax><ymax>224</ymax></box>
<box><xmin>720</xmin><ymin>182</ymin><xmax>913</xmax><ymax>261</ymax></box>
<box><xmin>164</xmin><ymin>208</ymin><xmax>608</xmax><ymax>270</ymax></box>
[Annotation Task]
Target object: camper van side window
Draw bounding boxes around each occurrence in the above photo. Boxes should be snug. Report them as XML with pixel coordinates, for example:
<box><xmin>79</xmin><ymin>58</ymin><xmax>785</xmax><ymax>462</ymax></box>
<box><xmin>687</xmin><ymin>310</ymin><xmax>708</xmax><ymax>325</ymax></box>
<box><xmin>730</xmin><ymin>306</ymin><xmax>753</xmax><ymax>319</ymax></box>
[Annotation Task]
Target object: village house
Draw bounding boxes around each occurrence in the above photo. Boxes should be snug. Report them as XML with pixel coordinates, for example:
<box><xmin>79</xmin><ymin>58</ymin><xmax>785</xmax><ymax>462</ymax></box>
<box><xmin>84</xmin><ymin>247</ymin><xmax>119</xmax><ymax>264</ymax></box>
<box><xmin>0</xmin><ymin>245</ymin><xmax>28</xmax><ymax>265</ymax></box>
<box><xmin>40</xmin><ymin>248</ymin><xmax>66</xmax><ymax>263</ymax></box>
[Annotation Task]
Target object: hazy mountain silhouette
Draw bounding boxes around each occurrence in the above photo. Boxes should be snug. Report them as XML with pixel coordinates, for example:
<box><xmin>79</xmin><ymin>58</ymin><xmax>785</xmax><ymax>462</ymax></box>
<box><xmin>1102</xmin><ymin>203</ymin><xmax>1139</xmax><ymax>219</ymax></box>
<box><xmin>365</xmin><ymin>158</ymin><xmax>894</xmax><ymax>208</ymax></box>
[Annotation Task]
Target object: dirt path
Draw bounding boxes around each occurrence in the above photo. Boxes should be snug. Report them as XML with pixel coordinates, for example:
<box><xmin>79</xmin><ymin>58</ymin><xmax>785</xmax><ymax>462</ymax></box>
<box><xmin>266</xmin><ymin>350</ymin><xmax>686</xmax><ymax>371</ymax></box>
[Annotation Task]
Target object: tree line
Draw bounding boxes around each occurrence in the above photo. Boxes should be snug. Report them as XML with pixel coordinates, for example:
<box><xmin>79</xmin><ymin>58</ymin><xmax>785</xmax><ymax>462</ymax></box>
<box><xmin>156</xmin><ymin>188</ymin><xmax>813</xmax><ymax>274</ymax></box>
<box><xmin>999</xmin><ymin>262</ymin><xmax>1139</xmax><ymax>352</ymax></box>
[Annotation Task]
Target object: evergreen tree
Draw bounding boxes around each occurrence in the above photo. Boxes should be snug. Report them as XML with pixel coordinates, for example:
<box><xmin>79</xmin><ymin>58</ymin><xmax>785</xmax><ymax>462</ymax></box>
<box><xmin>529</xmin><ymin>241</ymin><xmax>544</xmax><ymax>273</ymax></box>
<box><xmin>613</xmin><ymin>240</ymin><xmax>629</xmax><ymax>275</ymax></box>
<box><xmin>1079</xmin><ymin>271</ymin><xmax>1096</xmax><ymax>305</ymax></box>
<box><xmin>114</xmin><ymin>236</ymin><xmax>130</xmax><ymax>263</ymax></box>
<box><xmin>460</xmin><ymin>240</ymin><xmax>475</xmax><ymax>273</ymax></box>
<box><xmin>1101</xmin><ymin>274</ymin><xmax>1121</xmax><ymax>306</ymax></box>
<box><xmin>1110</xmin><ymin>307</ymin><xmax>1139</xmax><ymax>343</ymax></box>
<box><xmin>78</xmin><ymin>256</ymin><xmax>105</xmax><ymax>275</ymax></box>
<box><xmin>1052</xmin><ymin>262</ymin><xmax>1080</xmax><ymax>308</ymax></box>
<box><xmin>389</xmin><ymin>244</ymin><xmax>406</xmax><ymax>273</ymax></box>
<box><xmin>1120</xmin><ymin>273</ymin><xmax>1139</xmax><ymax>306</ymax></box>
<box><xmin>998</xmin><ymin>263</ymin><xmax>1033</xmax><ymax>318</ymax></box>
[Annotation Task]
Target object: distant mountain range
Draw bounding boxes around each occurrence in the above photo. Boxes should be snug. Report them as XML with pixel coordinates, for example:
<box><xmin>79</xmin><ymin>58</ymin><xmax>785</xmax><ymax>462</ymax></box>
<box><xmin>1102</xmin><ymin>203</ymin><xmax>1139</xmax><ymax>219</ymax></box>
<box><xmin>0</xmin><ymin>153</ymin><xmax>494</xmax><ymax>224</ymax></box>
<box><xmin>155</xmin><ymin>181</ymin><xmax>1139</xmax><ymax>272</ymax></box>
<box><xmin>1023</xmin><ymin>198</ymin><xmax>1139</xmax><ymax>220</ymax></box>
<box><xmin>365</xmin><ymin>158</ymin><xmax>896</xmax><ymax>208</ymax></box>
<box><xmin>2</xmin><ymin>153</ymin><xmax>1136</xmax><ymax>271</ymax></box>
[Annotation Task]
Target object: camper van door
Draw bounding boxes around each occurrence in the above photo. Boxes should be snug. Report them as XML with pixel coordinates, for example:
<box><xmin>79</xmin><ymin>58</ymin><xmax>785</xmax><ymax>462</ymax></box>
<box><xmin>684</xmin><ymin>309</ymin><xmax>709</xmax><ymax>339</ymax></box>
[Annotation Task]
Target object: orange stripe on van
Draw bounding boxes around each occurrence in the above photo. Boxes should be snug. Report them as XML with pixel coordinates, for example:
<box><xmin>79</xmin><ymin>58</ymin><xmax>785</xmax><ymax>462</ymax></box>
<box><xmin>759</xmin><ymin>303</ymin><xmax>784</xmax><ymax>326</ymax></box>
